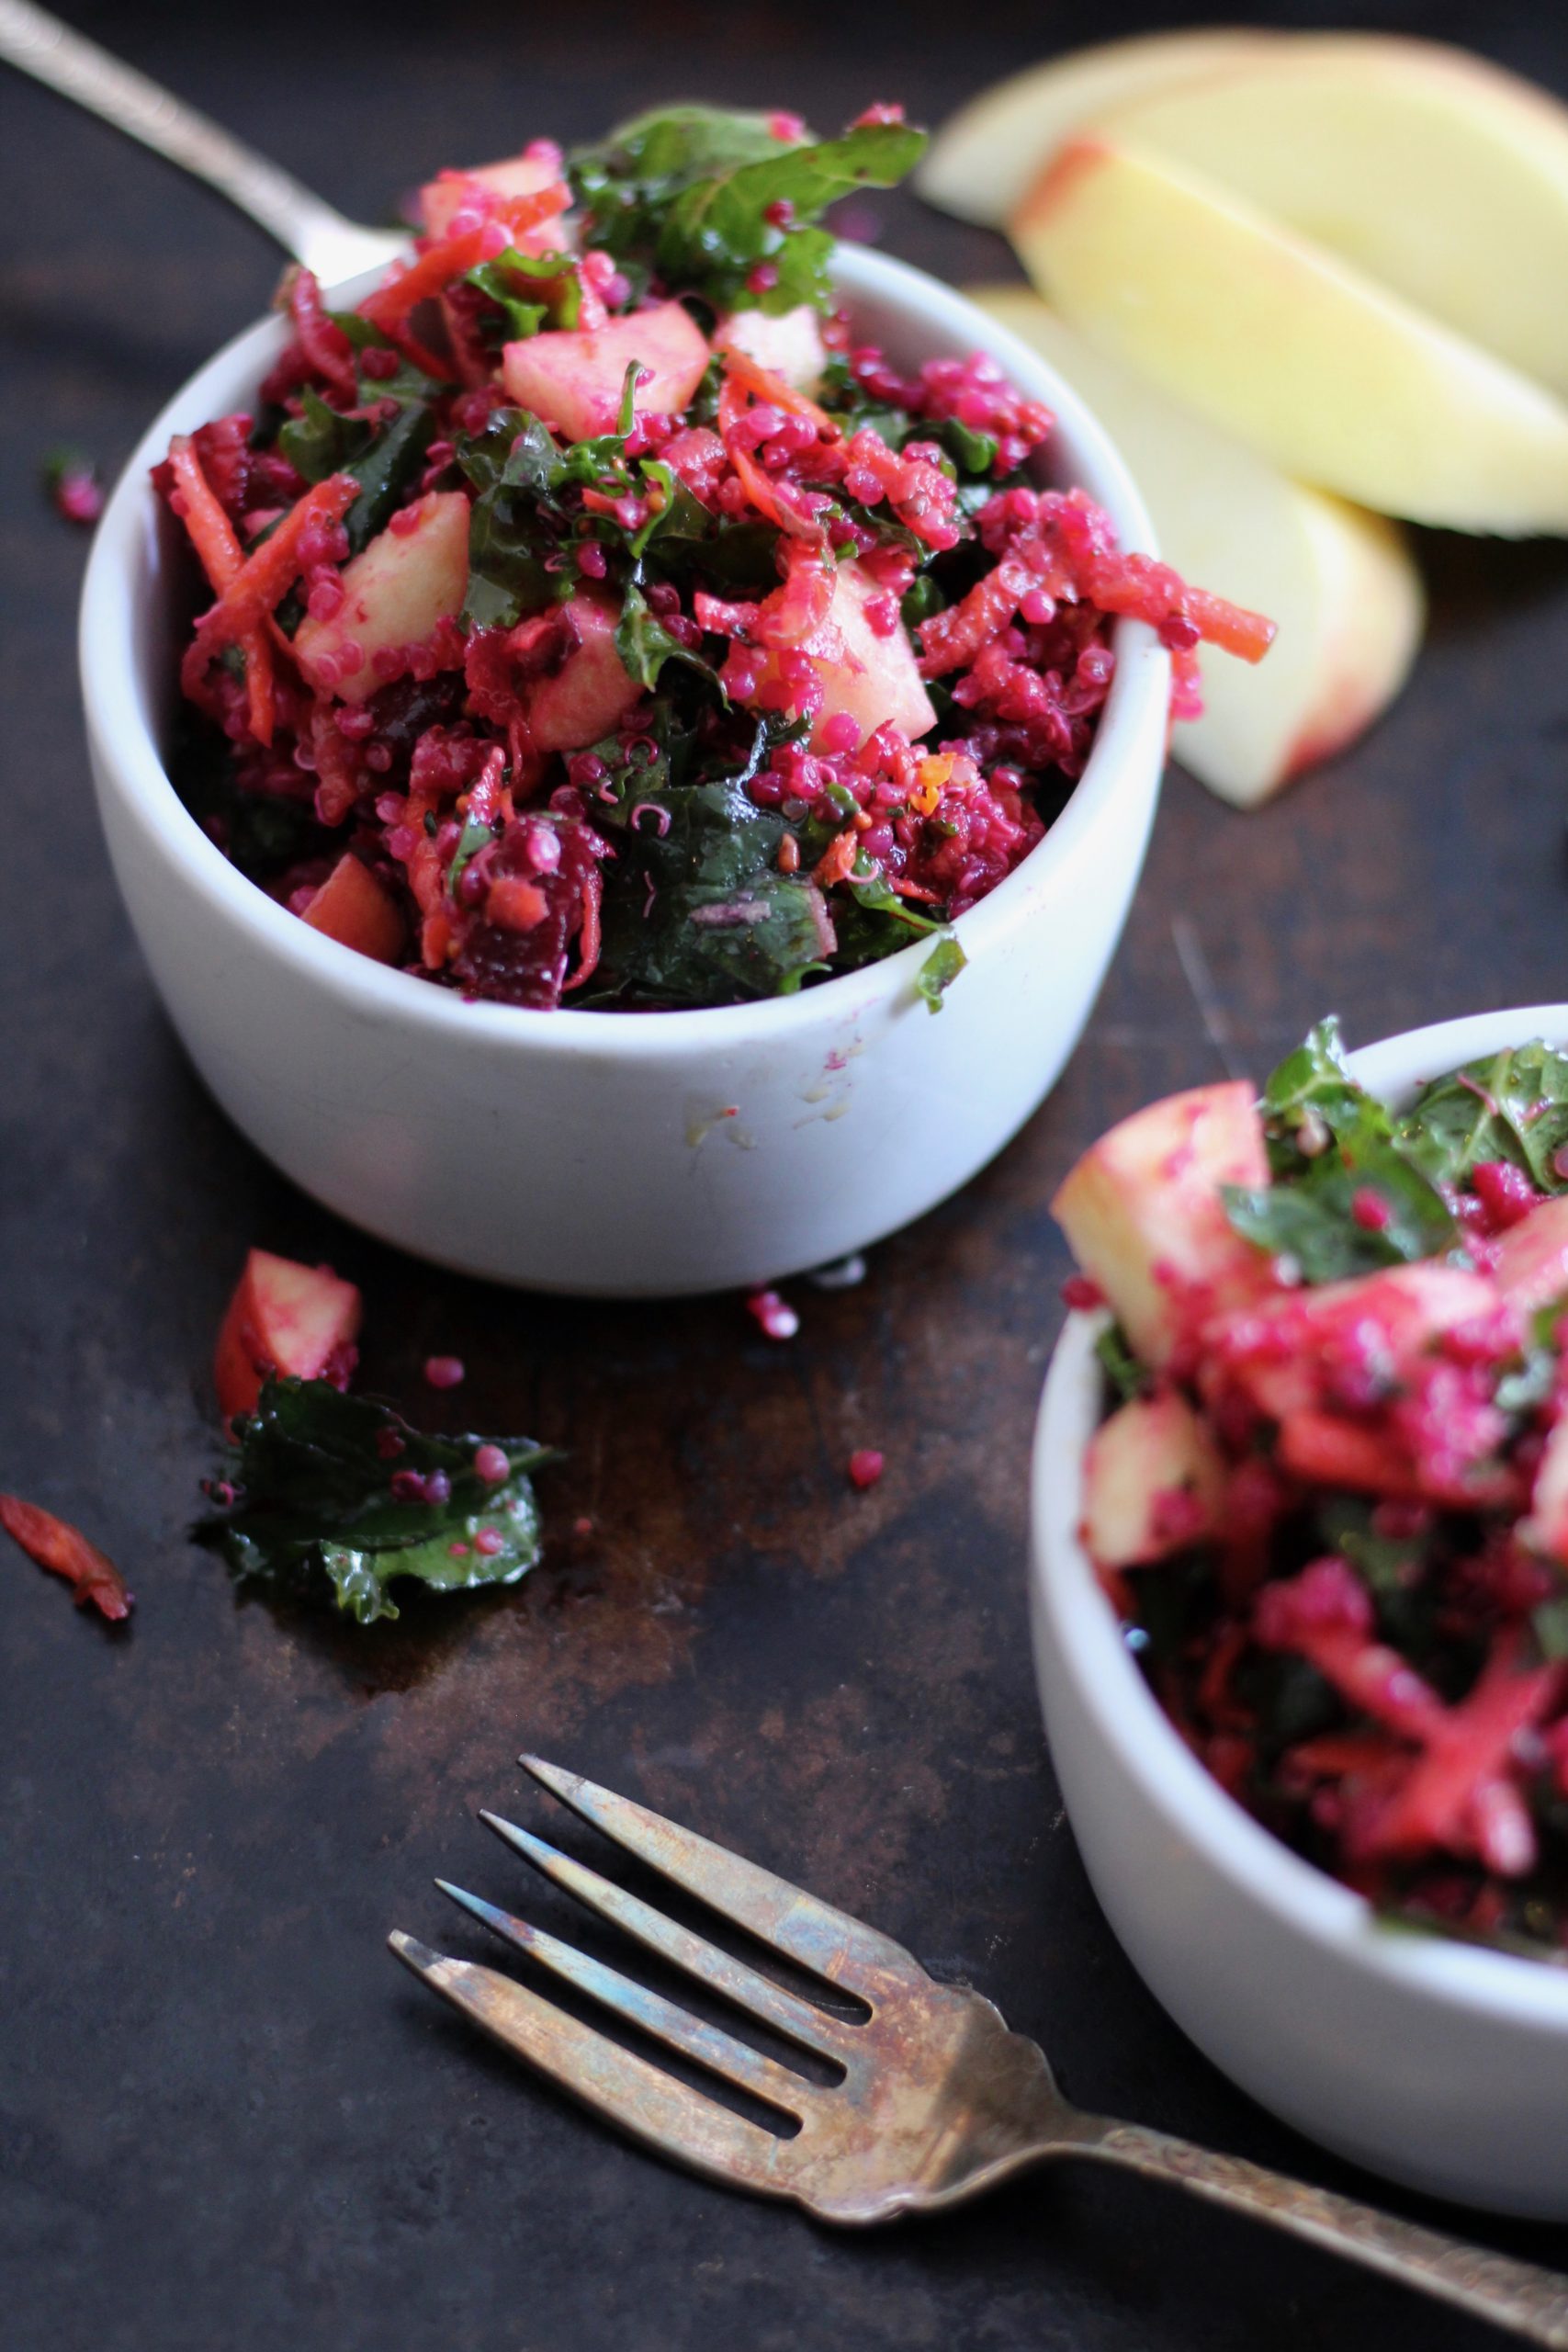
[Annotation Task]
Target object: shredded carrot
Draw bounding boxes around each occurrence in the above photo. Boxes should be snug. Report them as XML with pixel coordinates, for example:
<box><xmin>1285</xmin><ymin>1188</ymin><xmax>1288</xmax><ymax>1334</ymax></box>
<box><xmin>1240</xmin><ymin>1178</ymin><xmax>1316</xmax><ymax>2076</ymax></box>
<box><xmin>181</xmin><ymin>473</ymin><xmax>359</xmax><ymax>709</ymax></box>
<box><xmin>813</xmin><ymin>829</ymin><xmax>859</xmax><ymax>888</ymax></box>
<box><xmin>166</xmin><ymin>436</ymin><xmax>277</xmax><ymax>746</ymax></box>
<box><xmin>0</xmin><ymin>1493</ymin><xmax>132</xmax><ymax>1620</ymax></box>
<box><xmin>360</xmin><ymin>187</ymin><xmax>570</xmax><ymax>333</ymax></box>
<box><xmin>561</xmin><ymin>863</ymin><xmax>604</xmax><ymax>992</ymax></box>
<box><xmin>286</xmin><ymin>267</ymin><xmax>357</xmax><ymax>406</ymax></box>
<box><xmin>718</xmin><ymin>354</ymin><xmax>834</xmax><ymax>537</ymax></box>
<box><xmin>719</xmin><ymin>347</ymin><xmax>836</xmax><ymax>435</ymax></box>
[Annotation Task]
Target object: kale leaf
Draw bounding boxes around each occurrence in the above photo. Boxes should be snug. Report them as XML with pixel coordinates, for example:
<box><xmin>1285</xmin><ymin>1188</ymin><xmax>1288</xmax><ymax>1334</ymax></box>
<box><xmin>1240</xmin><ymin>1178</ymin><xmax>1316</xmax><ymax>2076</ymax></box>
<box><xmin>456</xmin><ymin>408</ymin><xmax>570</xmax><ymax>628</ymax></box>
<box><xmin>463</xmin><ymin>248</ymin><xmax>581</xmax><ymax>344</ymax></box>
<box><xmin>615</xmin><ymin>580</ymin><xmax>724</xmax><ymax>693</ymax></box>
<box><xmin>1222</xmin><ymin>1017</ymin><xmax>1458</xmax><ymax>1281</ymax></box>
<box><xmin>570</xmin><ymin>106</ymin><xmax>926</xmax><ymax>315</ymax></box>
<box><xmin>1396</xmin><ymin>1042</ymin><xmax>1568</xmax><ymax>1194</ymax></box>
<box><xmin>915</xmin><ymin>932</ymin><xmax>966</xmax><ymax>1012</ymax></box>
<box><xmin>1095</xmin><ymin>1321</ymin><xmax>1149</xmax><ymax>1406</ymax></box>
<box><xmin>279</xmin><ymin>356</ymin><xmax>439</xmax><ymax>557</ymax></box>
<box><xmin>197</xmin><ymin>1378</ymin><xmax>557</xmax><ymax>1625</ymax></box>
<box><xmin>579</xmin><ymin>719</ymin><xmax>841</xmax><ymax>1005</ymax></box>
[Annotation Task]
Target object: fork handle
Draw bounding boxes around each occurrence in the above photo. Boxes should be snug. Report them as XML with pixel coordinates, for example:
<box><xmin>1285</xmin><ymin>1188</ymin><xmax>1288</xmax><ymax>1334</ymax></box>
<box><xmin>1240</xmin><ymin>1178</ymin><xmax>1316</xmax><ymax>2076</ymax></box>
<box><xmin>1077</xmin><ymin>2120</ymin><xmax>1568</xmax><ymax>2346</ymax></box>
<box><xmin>0</xmin><ymin>0</ymin><xmax>373</xmax><ymax>272</ymax></box>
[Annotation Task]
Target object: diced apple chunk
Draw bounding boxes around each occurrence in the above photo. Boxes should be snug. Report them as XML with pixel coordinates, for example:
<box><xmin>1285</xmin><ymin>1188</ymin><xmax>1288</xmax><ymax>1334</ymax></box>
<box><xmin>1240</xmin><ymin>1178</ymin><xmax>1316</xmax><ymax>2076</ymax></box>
<box><xmin>294</xmin><ymin>492</ymin><xmax>470</xmax><ymax>704</ymax></box>
<box><xmin>713</xmin><ymin>305</ymin><xmax>828</xmax><ymax>393</ymax></box>
<box><xmin>300</xmin><ymin>854</ymin><xmax>406</xmax><ymax>964</ymax></box>
<box><xmin>738</xmin><ymin>560</ymin><xmax>936</xmax><ymax>751</ymax></box>
<box><xmin>1522</xmin><ymin>1415</ymin><xmax>1568</xmax><ymax>1567</ymax></box>
<box><xmin>1209</xmin><ymin>1262</ymin><xmax>1507</xmax><ymax>1424</ymax></box>
<box><xmin>521</xmin><ymin>593</ymin><xmax>641</xmax><ymax>753</ymax></box>
<box><xmin>502</xmin><ymin>302</ymin><xmax>710</xmax><ymax>444</ymax></box>
<box><xmin>812</xmin><ymin>561</ymin><xmax>936</xmax><ymax>750</ymax></box>
<box><xmin>1493</xmin><ymin>1195</ymin><xmax>1568</xmax><ymax>1319</ymax></box>
<box><xmin>1051</xmin><ymin>1081</ymin><xmax>1273</xmax><ymax>1367</ymax></box>
<box><xmin>213</xmin><ymin>1250</ymin><xmax>363</xmax><ymax>1421</ymax></box>
<box><xmin>1082</xmin><ymin>1388</ymin><xmax>1226</xmax><ymax>1568</ymax></box>
<box><xmin>420</xmin><ymin>149</ymin><xmax>566</xmax><ymax>252</ymax></box>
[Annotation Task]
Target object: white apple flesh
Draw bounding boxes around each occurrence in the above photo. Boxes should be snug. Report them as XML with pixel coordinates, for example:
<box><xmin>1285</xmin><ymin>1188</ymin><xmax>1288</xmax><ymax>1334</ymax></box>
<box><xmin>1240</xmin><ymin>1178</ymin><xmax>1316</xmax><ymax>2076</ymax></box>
<box><xmin>1081</xmin><ymin>1388</ymin><xmax>1228</xmax><ymax>1570</ymax></box>
<box><xmin>1013</xmin><ymin>136</ymin><xmax>1568</xmax><ymax>534</ymax></box>
<box><xmin>916</xmin><ymin>25</ymin><xmax>1279</xmax><ymax>228</ymax></box>
<box><xmin>1092</xmin><ymin>36</ymin><xmax>1568</xmax><ymax>401</ymax></box>
<box><xmin>294</xmin><ymin>490</ymin><xmax>471</xmax><ymax>704</ymax></box>
<box><xmin>967</xmin><ymin>287</ymin><xmax>1424</xmax><ymax>806</ymax></box>
<box><xmin>1052</xmin><ymin>1080</ymin><xmax>1275</xmax><ymax>1368</ymax></box>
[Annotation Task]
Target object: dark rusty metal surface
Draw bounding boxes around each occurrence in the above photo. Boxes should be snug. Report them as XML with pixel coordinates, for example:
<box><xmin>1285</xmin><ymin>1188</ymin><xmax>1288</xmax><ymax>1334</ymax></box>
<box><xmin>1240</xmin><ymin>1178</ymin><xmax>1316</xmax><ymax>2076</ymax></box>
<box><xmin>7</xmin><ymin>4</ymin><xmax>1568</xmax><ymax>2346</ymax></box>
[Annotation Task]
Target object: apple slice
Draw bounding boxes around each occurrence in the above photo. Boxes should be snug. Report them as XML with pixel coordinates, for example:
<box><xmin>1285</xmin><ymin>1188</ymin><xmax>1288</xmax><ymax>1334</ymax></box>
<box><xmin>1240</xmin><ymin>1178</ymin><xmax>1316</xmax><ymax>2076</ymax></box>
<box><xmin>420</xmin><ymin>149</ymin><xmax>567</xmax><ymax>252</ymax></box>
<box><xmin>1013</xmin><ymin>137</ymin><xmax>1568</xmax><ymax>533</ymax></box>
<box><xmin>1091</xmin><ymin>37</ymin><xmax>1568</xmax><ymax>399</ymax></box>
<box><xmin>1082</xmin><ymin>1388</ymin><xmax>1227</xmax><ymax>1569</ymax></box>
<box><xmin>713</xmin><ymin>305</ymin><xmax>828</xmax><ymax>393</ymax></box>
<box><xmin>214</xmin><ymin>1250</ymin><xmax>363</xmax><ymax>1421</ymax></box>
<box><xmin>502</xmin><ymin>302</ymin><xmax>710</xmax><ymax>444</ymax></box>
<box><xmin>1206</xmin><ymin>1262</ymin><xmax>1506</xmax><ymax>1425</ymax></box>
<box><xmin>1493</xmin><ymin>1195</ymin><xmax>1568</xmax><ymax>1318</ymax></box>
<box><xmin>1523</xmin><ymin>1413</ymin><xmax>1568</xmax><ymax>1567</ymax></box>
<box><xmin>917</xmin><ymin>26</ymin><xmax>1279</xmax><ymax>228</ymax></box>
<box><xmin>294</xmin><ymin>491</ymin><xmax>471</xmax><ymax>704</ymax></box>
<box><xmin>520</xmin><ymin>593</ymin><xmax>642</xmax><ymax>753</ymax></box>
<box><xmin>1052</xmin><ymin>1080</ymin><xmax>1275</xmax><ymax>1368</ymax></box>
<box><xmin>967</xmin><ymin>287</ymin><xmax>1423</xmax><ymax>804</ymax></box>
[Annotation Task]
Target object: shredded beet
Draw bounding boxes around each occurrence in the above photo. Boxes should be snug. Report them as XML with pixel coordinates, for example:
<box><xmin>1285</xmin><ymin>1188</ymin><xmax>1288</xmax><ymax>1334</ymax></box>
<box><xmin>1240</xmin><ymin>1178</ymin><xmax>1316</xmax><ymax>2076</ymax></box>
<box><xmin>1071</xmin><ymin>1023</ymin><xmax>1568</xmax><ymax>1962</ymax></box>
<box><xmin>158</xmin><ymin>107</ymin><xmax>1272</xmax><ymax>1013</ymax></box>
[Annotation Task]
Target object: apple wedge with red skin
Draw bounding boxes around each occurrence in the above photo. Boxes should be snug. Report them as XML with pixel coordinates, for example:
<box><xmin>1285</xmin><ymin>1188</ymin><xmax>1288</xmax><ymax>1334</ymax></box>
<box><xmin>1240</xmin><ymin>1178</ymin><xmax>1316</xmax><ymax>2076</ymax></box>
<box><xmin>214</xmin><ymin>1250</ymin><xmax>364</xmax><ymax>1422</ymax></box>
<box><xmin>1052</xmin><ymin>1080</ymin><xmax>1277</xmax><ymax>1369</ymax></box>
<box><xmin>502</xmin><ymin>302</ymin><xmax>710</xmax><ymax>444</ymax></box>
<box><xmin>1082</xmin><ymin>1388</ymin><xmax>1228</xmax><ymax>1570</ymax></box>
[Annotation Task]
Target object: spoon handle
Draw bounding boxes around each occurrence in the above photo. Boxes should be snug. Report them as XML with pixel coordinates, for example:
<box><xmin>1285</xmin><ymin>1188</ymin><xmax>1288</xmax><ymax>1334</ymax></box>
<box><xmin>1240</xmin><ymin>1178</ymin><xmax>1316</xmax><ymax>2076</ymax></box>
<box><xmin>0</xmin><ymin>0</ymin><xmax>402</xmax><ymax>282</ymax></box>
<box><xmin>1083</xmin><ymin>2118</ymin><xmax>1568</xmax><ymax>2346</ymax></box>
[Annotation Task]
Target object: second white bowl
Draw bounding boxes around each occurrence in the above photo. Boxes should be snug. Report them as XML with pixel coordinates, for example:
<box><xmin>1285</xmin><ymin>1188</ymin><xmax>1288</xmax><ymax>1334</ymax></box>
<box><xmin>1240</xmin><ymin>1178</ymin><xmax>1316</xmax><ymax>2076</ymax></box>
<box><xmin>1031</xmin><ymin>1007</ymin><xmax>1568</xmax><ymax>2217</ymax></box>
<box><xmin>80</xmin><ymin>244</ymin><xmax>1168</xmax><ymax>1295</ymax></box>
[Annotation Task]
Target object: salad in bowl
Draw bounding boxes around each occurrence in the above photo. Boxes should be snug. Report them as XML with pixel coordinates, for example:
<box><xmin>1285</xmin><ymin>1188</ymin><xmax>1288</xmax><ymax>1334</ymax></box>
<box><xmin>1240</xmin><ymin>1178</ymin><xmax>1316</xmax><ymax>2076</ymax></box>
<box><xmin>1057</xmin><ymin>1018</ymin><xmax>1568</xmax><ymax>1962</ymax></box>
<box><xmin>1032</xmin><ymin>1012</ymin><xmax>1568</xmax><ymax>2211</ymax></box>
<box><xmin>153</xmin><ymin>103</ymin><xmax>1271</xmax><ymax>1013</ymax></box>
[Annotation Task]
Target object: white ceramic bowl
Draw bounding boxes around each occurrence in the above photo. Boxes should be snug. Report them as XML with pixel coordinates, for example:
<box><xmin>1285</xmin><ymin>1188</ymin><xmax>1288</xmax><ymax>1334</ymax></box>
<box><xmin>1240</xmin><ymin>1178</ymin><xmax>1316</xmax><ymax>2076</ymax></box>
<box><xmin>1031</xmin><ymin>1008</ymin><xmax>1568</xmax><ymax>2217</ymax></box>
<box><xmin>80</xmin><ymin>245</ymin><xmax>1168</xmax><ymax>1296</ymax></box>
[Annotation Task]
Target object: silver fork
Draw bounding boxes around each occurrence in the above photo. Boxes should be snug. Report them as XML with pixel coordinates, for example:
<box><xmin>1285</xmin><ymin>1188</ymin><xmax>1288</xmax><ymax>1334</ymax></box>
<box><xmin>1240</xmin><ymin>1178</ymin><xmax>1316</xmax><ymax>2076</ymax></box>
<box><xmin>392</xmin><ymin>1758</ymin><xmax>1568</xmax><ymax>2346</ymax></box>
<box><xmin>0</xmin><ymin>0</ymin><xmax>405</xmax><ymax>285</ymax></box>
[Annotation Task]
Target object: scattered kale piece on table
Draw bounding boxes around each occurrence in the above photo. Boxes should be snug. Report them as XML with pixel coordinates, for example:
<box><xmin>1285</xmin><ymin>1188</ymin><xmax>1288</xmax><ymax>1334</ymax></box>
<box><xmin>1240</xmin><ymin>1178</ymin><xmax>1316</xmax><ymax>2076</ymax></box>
<box><xmin>197</xmin><ymin>1377</ymin><xmax>558</xmax><ymax>1625</ymax></box>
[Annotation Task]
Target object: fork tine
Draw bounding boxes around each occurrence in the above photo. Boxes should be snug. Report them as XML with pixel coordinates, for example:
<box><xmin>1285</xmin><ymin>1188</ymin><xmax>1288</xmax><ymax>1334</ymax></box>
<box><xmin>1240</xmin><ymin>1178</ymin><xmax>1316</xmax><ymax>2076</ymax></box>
<box><xmin>388</xmin><ymin>1933</ymin><xmax>790</xmax><ymax>2197</ymax></box>
<box><xmin>434</xmin><ymin>1881</ymin><xmax>812</xmax><ymax>2118</ymax></box>
<box><xmin>518</xmin><ymin>1756</ymin><xmax>917</xmax><ymax>1995</ymax></box>
<box><xmin>480</xmin><ymin>1812</ymin><xmax>847</xmax><ymax>2058</ymax></box>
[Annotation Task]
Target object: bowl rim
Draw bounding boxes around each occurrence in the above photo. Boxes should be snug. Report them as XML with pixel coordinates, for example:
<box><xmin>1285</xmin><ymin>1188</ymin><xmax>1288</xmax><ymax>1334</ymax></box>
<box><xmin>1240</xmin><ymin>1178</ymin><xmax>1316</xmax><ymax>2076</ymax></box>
<box><xmin>1031</xmin><ymin>1004</ymin><xmax>1568</xmax><ymax>2031</ymax></box>
<box><xmin>79</xmin><ymin>241</ymin><xmax>1168</xmax><ymax>1061</ymax></box>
